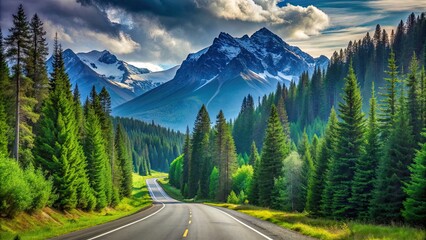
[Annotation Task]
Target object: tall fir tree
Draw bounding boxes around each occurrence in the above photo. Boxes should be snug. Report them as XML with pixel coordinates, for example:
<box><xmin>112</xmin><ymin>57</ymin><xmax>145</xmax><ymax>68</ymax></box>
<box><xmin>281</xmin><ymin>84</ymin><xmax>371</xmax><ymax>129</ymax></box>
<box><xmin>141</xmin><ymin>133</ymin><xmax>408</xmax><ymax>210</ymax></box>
<box><xmin>5</xmin><ymin>4</ymin><xmax>31</xmax><ymax>163</ymax></box>
<box><xmin>350</xmin><ymin>83</ymin><xmax>380</xmax><ymax>220</ymax></box>
<box><xmin>406</xmin><ymin>53</ymin><xmax>421</xmax><ymax>143</ymax></box>
<box><xmin>380</xmin><ymin>51</ymin><xmax>399</xmax><ymax>140</ymax></box>
<box><xmin>326</xmin><ymin>64</ymin><xmax>365</xmax><ymax>219</ymax></box>
<box><xmin>181</xmin><ymin>126</ymin><xmax>191</xmax><ymax>196</ymax></box>
<box><xmin>233</xmin><ymin>95</ymin><xmax>254</xmax><ymax>154</ymax></box>
<box><xmin>34</xmin><ymin>39</ymin><xmax>95</xmax><ymax>210</ymax></box>
<box><xmin>248</xmin><ymin>141</ymin><xmax>260</xmax><ymax>205</ymax></box>
<box><xmin>276</xmin><ymin>95</ymin><xmax>291</xmax><ymax>144</ymax></box>
<box><xmin>83</xmin><ymin>107</ymin><xmax>108</xmax><ymax>209</ymax></box>
<box><xmin>258</xmin><ymin>105</ymin><xmax>290</xmax><ymax>207</ymax></box>
<box><xmin>309</xmin><ymin>108</ymin><xmax>338</xmax><ymax>216</ymax></box>
<box><xmin>298</xmin><ymin>131</ymin><xmax>313</xmax><ymax>212</ymax></box>
<box><xmin>370</xmin><ymin>87</ymin><xmax>415</xmax><ymax>223</ymax></box>
<box><xmin>115</xmin><ymin>123</ymin><xmax>132</xmax><ymax>198</ymax></box>
<box><xmin>26</xmin><ymin>13</ymin><xmax>49</xmax><ymax>112</ymax></box>
<box><xmin>188</xmin><ymin>105</ymin><xmax>210</xmax><ymax>198</ymax></box>
<box><xmin>403</xmin><ymin>132</ymin><xmax>426</xmax><ymax>225</ymax></box>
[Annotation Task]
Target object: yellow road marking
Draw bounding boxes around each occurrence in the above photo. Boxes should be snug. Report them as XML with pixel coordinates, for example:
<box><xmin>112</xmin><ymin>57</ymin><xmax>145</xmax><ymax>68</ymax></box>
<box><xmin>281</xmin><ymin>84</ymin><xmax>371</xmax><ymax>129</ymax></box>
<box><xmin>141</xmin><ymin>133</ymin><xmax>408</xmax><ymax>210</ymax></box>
<box><xmin>183</xmin><ymin>229</ymin><xmax>189</xmax><ymax>237</ymax></box>
<box><xmin>189</xmin><ymin>220</ymin><xmax>192</xmax><ymax>224</ymax></box>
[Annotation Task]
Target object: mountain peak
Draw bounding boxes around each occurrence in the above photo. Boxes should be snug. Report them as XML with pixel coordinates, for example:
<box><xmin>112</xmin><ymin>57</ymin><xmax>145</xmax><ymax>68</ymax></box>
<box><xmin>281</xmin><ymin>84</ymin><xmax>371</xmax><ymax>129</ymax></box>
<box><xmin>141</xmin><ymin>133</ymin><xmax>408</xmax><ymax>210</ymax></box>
<box><xmin>98</xmin><ymin>50</ymin><xmax>118</xmax><ymax>64</ymax></box>
<box><xmin>62</xmin><ymin>48</ymin><xmax>78</xmax><ymax>58</ymax></box>
<box><xmin>251</xmin><ymin>27</ymin><xmax>285</xmax><ymax>45</ymax></box>
<box><xmin>218</xmin><ymin>32</ymin><xmax>233</xmax><ymax>40</ymax></box>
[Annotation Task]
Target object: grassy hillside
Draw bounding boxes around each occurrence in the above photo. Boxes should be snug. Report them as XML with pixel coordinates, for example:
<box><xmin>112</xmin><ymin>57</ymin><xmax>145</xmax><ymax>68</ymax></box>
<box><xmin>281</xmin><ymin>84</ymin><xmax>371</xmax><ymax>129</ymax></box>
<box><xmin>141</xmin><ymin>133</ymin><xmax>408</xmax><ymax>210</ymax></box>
<box><xmin>0</xmin><ymin>172</ymin><xmax>166</xmax><ymax>240</ymax></box>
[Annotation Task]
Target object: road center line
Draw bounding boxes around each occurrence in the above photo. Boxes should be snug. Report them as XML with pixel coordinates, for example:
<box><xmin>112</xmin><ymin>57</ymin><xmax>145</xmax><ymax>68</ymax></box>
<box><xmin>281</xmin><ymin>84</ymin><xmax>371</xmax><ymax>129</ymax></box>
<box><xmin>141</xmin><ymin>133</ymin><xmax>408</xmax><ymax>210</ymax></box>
<box><xmin>214</xmin><ymin>208</ymin><xmax>273</xmax><ymax>240</ymax></box>
<box><xmin>87</xmin><ymin>180</ymin><xmax>166</xmax><ymax>240</ymax></box>
<box><xmin>183</xmin><ymin>229</ymin><xmax>189</xmax><ymax>238</ymax></box>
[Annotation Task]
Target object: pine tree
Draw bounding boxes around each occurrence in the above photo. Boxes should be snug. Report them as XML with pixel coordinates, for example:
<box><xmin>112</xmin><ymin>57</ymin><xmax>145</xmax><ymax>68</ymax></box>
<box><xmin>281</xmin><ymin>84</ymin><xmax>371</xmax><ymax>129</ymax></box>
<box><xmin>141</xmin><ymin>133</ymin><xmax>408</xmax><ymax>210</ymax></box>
<box><xmin>233</xmin><ymin>95</ymin><xmax>254</xmax><ymax>154</ymax></box>
<box><xmin>276</xmin><ymin>95</ymin><xmax>290</xmax><ymax>143</ymax></box>
<box><xmin>420</xmin><ymin>67</ymin><xmax>426</xmax><ymax>128</ymax></box>
<box><xmin>248</xmin><ymin>141</ymin><xmax>260</xmax><ymax>205</ymax></box>
<box><xmin>309</xmin><ymin>109</ymin><xmax>338</xmax><ymax>216</ymax></box>
<box><xmin>215</xmin><ymin>111</ymin><xmax>237</xmax><ymax>201</ymax></box>
<box><xmin>73</xmin><ymin>85</ymin><xmax>84</xmax><ymax>138</ymax></box>
<box><xmin>370</xmin><ymin>87</ymin><xmax>415</xmax><ymax>223</ymax></box>
<box><xmin>199</xmin><ymin>133</ymin><xmax>212</xmax><ymax>198</ymax></box>
<box><xmin>350</xmin><ymin>83</ymin><xmax>380</xmax><ymax>220</ymax></box>
<box><xmin>83</xmin><ymin>107</ymin><xmax>108</xmax><ymax>209</ymax></box>
<box><xmin>115</xmin><ymin>123</ymin><xmax>132</xmax><ymax>197</ymax></box>
<box><xmin>299</xmin><ymin>131</ymin><xmax>313</xmax><ymax>212</ymax></box>
<box><xmin>181</xmin><ymin>126</ymin><xmax>191</xmax><ymax>196</ymax></box>
<box><xmin>310</xmin><ymin>134</ymin><xmax>320</xmax><ymax>165</ymax></box>
<box><xmin>34</xmin><ymin>39</ymin><xmax>95</xmax><ymax>210</ymax></box>
<box><xmin>326</xmin><ymin>64</ymin><xmax>365</xmax><ymax>219</ymax></box>
<box><xmin>188</xmin><ymin>105</ymin><xmax>210</xmax><ymax>198</ymax></box>
<box><xmin>27</xmin><ymin>14</ymin><xmax>49</xmax><ymax>112</ymax></box>
<box><xmin>403</xmin><ymin>132</ymin><xmax>426</xmax><ymax>225</ymax></box>
<box><xmin>258</xmin><ymin>105</ymin><xmax>290</xmax><ymax>207</ymax></box>
<box><xmin>380</xmin><ymin>51</ymin><xmax>399</xmax><ymax>140</ymax></box>
<box><xmin>5</xmin><ymin>4</ymin><xmax>31</xmax><ymax>163</ymax></box>
<box><xmin>406</xmin><ymin>53</ymin><xmax>421</xmax><ymax>143</ymax></box>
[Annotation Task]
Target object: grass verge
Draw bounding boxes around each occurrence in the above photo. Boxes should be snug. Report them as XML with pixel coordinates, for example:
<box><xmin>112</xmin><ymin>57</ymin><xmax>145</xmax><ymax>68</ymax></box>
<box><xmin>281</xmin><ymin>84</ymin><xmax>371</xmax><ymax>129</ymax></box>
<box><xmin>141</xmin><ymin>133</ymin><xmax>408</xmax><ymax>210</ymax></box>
<box><xmin>208</xmin><ymin>203</ymin><xmax>426</xmax><ymax>240</ymax></box>
<box><xmin>157</xmin><ymin>178</ymin><xmax>185</xmax><ymax>201</ymax></box>
<box><xmin>157</xmin><ymin>178</ymin><xmax>210</xmax><ymax>203</ymax></box>
<box><xmin>0</xmin><ymin>171</ymin><xmax>167</xmax><ymax>240</ymax></box>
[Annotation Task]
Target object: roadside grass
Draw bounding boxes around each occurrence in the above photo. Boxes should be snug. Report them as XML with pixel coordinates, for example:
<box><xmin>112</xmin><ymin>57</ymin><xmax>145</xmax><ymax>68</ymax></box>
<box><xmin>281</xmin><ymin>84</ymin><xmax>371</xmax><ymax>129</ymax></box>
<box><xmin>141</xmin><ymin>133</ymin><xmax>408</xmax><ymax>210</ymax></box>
<box><xmin>157</xmin><ymin>178</ymin><xmax>209</xmax><ymax>203</ymax></box>
<box><xmin>208</xmin><ymin>203</ymin><xmax>426</xmax><ymax>240</ymax></box>
<box><xmin>157</xmin><ymin>178</ymin><xmax>185</xmax><ymax>201</ymax></box>
<box><xmin>0</xmin><ymin>171</ymin><xmax>167</xmax><ymax>240</ymax></box>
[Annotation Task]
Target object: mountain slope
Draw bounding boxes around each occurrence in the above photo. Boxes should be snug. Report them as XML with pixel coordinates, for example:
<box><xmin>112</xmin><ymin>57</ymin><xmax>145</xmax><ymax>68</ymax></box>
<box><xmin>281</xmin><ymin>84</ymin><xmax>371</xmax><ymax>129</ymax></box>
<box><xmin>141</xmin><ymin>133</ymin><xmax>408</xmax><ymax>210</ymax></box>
<box><xmin>47</xmin><ymin>49</ymin><xmax>176</xmax><ymax>107</ymax></box>
<box><xmin>113</xmin><ymin>28</ymin><xmax>328</xmax><ymax>130</ymax></box>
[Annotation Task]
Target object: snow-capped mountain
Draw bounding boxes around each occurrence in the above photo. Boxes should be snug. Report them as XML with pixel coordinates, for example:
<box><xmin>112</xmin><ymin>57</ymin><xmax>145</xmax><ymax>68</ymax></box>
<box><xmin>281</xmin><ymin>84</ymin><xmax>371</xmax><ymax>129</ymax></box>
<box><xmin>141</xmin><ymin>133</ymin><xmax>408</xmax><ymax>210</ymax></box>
<box><xmin>46</xmin><ymin>49</ymin><xmax>176</xmax><ymax>107</ymax></box>
<box><xmin>113</xmin><ymin>28</ymin><xmax>329</xmax><ymax>130</ymax></box>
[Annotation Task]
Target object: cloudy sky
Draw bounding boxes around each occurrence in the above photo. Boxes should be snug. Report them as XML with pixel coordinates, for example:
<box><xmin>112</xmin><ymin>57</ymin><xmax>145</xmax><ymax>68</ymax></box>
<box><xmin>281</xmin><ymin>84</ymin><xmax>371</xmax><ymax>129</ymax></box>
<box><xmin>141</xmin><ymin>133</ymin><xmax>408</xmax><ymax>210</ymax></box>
<box><xmin>1</xmin><ymin>0</ymin><xmax>425</xmax><ymax>70</ymax></box>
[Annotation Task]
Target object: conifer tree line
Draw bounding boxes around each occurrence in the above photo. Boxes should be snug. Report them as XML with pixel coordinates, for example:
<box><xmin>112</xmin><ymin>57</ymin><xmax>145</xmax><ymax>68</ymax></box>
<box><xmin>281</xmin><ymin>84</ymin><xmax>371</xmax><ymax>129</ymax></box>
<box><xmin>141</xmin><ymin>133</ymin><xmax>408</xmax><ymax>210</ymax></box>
<box><xmin>0</xmin><ymin>4</ymin><xmax>159</xmax><ymax>216</ymax></box>
<box><xmin>112</xmin><ymin>117</ymin><xmax>184</xmax><ymax>174</ymax></box>
<box><xmin>232</xmin><ymin>13</ymin><xmax>426</xmax><ymax>150</ymax></box>
<box><xmin>169</xmin><ymin>12</ymin><xmax>426</xmax><ymax>226</ymax></box>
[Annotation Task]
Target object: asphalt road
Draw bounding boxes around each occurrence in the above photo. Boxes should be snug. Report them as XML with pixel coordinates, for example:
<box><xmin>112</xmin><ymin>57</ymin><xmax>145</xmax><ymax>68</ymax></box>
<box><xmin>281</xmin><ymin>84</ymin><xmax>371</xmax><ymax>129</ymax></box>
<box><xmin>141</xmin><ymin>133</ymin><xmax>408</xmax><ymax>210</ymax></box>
<box><xmin>53</xmin><ymin>178</ymin><xmax>313</xmax><ymax>240</ymax></box>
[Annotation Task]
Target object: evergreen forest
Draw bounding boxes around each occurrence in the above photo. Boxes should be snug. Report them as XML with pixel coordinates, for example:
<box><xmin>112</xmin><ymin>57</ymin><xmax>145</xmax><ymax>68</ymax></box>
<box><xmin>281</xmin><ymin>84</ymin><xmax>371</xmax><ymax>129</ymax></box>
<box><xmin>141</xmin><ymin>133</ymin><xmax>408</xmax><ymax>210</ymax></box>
<box><xmin>0</xmin><ymin>5</ymin><xmax>182</xmax><ymax>217</ymax></box>
<box><xmin>169</xmin><ymin>12</ymin><xmax>426</xmax><ymax>225</ymax></box>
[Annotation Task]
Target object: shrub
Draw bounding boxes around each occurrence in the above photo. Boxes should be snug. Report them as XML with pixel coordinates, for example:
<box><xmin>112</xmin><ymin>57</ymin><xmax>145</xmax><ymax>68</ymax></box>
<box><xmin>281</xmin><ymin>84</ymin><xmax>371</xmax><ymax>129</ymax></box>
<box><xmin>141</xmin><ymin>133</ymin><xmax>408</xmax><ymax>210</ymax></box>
<box><xmin>227</xmin><ymin>191</ymin><xmax>239</xmax><ymax>204</ymax></box>
<box><xmin>24</xmin><ymin>165</ymin><xmax>53</xmax><ymax>212</ymax></box>
<box><xmin>0</xmin><ymin>157</ymin><xmax>32</xmax><ymax>217</ymax></box>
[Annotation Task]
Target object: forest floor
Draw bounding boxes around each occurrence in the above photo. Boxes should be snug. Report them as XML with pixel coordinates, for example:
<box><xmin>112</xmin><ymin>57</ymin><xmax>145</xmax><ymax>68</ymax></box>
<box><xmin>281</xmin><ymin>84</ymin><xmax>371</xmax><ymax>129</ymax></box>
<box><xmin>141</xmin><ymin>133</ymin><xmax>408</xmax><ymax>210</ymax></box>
<box><xmin>159</xmin><ymin>178</ymin><xmax>426</xmax><ymax>240</ymax></box>
<box><xmin>0</xmin><ymin>171</ymin><xmax>167</xmax><ymax>240</ymax></box>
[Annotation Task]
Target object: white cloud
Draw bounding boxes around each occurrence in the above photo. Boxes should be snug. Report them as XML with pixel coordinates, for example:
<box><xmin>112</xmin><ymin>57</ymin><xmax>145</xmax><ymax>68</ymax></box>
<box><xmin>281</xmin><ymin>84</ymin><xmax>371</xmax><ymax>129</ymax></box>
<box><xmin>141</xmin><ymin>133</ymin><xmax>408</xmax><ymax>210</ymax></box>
<box><xmin>105</xmin><ymin>8</ymin><xmax>134</xmax><ymax>29</ymax></box>
<box><xmin>288</xmin><ymin>26</ymin><xmax>371</xmax><ymax>57</ymax></box>
<box><xmin>132</xmin><ymin>16</ymin><xmax>193</xmax><ymax>63</ymax></box>
<box><xmin>44</xmin><ymin>20</ymin><xmax>74</xmax><ymax>43</ymax></box>
<box><xmin>367</xmin><ymin>0</ymin><xmax>426</xmax><ymax>12</ymax></box>
<box><xmin>82</xmin><ymin>31</ymin><xmax>140</xmax><ymax>54</ymax></box>
<box><xmin>195</xmin><ymin>0</ymin><xmax>330</xmax><ymax>39</ymax></box>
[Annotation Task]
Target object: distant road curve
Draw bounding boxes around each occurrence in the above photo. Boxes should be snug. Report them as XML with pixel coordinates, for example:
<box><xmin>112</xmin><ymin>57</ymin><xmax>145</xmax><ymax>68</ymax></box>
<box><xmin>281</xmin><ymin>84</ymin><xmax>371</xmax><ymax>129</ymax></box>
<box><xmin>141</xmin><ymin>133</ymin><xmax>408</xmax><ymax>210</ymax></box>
<box><xmin>53</xmin><ymin>178</ymin><xmax>313</xmax><ymax>240</ymax></box>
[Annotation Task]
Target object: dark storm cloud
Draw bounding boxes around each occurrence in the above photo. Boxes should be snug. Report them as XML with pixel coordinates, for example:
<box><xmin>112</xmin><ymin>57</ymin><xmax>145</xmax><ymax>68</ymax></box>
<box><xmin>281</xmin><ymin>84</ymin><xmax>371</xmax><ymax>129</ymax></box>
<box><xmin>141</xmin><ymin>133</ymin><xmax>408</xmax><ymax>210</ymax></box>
<box><xmin>78</xmin><ymin>0</ymin><xmax>199</xmax><ymax>18</ymax></box>
<box><xmin>5</xmin><ymin>0</ymin><xmax>422</xmax><ymax>66</ymax></box>
<box><xmin>1</xmin><ymin>0</ymin><xmax>120</xmax><ymax>36</ymax></box>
